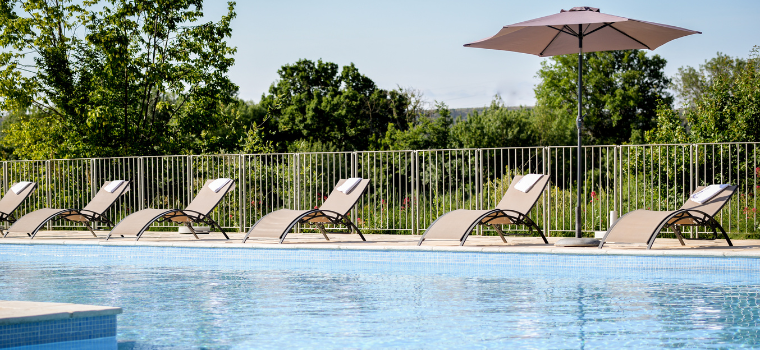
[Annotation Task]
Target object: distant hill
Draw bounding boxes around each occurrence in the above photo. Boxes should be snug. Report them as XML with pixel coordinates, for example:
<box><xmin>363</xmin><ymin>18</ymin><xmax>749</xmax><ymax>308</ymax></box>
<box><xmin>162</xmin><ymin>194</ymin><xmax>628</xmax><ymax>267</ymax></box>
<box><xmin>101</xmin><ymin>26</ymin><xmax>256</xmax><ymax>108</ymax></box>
<box><xmin>448</xmin><ymin>106</ymin><xmax>532</xmax><ymax>122</ymax></box>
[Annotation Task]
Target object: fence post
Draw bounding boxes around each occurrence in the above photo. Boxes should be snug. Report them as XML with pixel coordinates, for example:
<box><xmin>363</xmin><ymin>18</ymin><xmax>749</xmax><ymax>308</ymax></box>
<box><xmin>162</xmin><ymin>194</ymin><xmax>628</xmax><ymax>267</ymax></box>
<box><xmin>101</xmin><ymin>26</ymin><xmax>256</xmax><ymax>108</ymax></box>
<box><xmin>413</xmin><ymin>150</ymin><xmax>418</xmax><ymax>235</ymax></box>
<box><xmin>45</xmin><ymin>160</ymin><xmax>51</xmax><ymax>230</ymax></box>
<box><xmin>544</xmin><ymin>147</ymin><xmax>550</xmax><ymax>237</ymax></box>
<box><xmin>239</xmin><ymin>154</ymin><xmax>246</xmax><ymax>233</ymax></box>
<box><xmin>91</xmin><ymin>158</ymin><xmax>97</xmax><ymax>230</ymax></box>
<box><xmin>2</xmin><ymin>161</ymin><xmax>6</xmax><ymax>198</ymax></box>
<box><xmin>187</xmin><ymin>156</ymin><xmax>193</xmax><ymax>207</ymax></box>
<box><xmin>138</xmin><ymin>157</ymin><xmax>144</xmax><ymax>210</ymax></box>
<box><xmin>352</xmin><ymin>151</ymin><xmax>358</xmax><ymax>178</ymax></box>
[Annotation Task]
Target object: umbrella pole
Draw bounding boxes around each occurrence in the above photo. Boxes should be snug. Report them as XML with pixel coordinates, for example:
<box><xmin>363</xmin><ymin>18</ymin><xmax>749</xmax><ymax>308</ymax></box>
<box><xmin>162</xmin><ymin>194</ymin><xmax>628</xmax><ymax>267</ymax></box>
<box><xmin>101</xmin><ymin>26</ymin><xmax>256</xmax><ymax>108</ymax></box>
<box><xmin>575</xmin><ymin>26</ymin><xmax>584</xmax><ymax>239</ymax></box>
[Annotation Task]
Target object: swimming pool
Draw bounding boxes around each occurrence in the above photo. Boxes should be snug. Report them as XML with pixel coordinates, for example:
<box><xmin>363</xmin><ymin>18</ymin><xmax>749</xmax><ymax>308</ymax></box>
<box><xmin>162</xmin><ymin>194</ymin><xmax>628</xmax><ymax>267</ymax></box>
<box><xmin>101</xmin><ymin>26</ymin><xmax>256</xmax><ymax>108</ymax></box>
<box><xmin>1</xmin><ymin>244</ymin><xmax>759</xmax><ymax>349</ymax></box>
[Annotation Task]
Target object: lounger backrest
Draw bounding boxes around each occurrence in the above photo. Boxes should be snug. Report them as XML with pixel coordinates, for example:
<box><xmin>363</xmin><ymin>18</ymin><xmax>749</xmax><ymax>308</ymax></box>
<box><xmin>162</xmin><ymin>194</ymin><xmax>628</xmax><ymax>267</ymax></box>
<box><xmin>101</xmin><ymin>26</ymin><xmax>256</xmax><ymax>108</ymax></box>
<box><xmin>184</xmin><ymin>179</ymin><xmax>236</xmax><ymax>215</ymax></box>
<box><xmin>82</xmin><ymin>181</ymin><xmax>132</xmax><ymax>215</ymax></box>
<box><xmin>494</xmin><ymin>175</ymin><xmax>550</xmax><ymax>214</ymax></box>
<box><xmin>679</xmin><ymin>185</ymin><xmax>737</xmax><ymax>217</ymax></box>
<box><xmin>0</xmin><ymin>182</ymin><xmax>38</xmax><ymax>215</ymax></box>
<box><xmin>319</xmin><ymin>179</ymin><xmax>371</xmax><ymax>216</ymax></box>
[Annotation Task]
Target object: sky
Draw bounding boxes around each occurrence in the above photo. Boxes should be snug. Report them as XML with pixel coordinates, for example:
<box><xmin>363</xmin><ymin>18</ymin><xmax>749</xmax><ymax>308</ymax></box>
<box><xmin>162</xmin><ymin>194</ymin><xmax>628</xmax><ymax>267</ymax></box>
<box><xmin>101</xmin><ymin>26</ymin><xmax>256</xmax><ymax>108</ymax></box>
<box><xmin>201</xmin><ymin>0</ymin><xmax>759</xmax><ymax>108</ymax></box>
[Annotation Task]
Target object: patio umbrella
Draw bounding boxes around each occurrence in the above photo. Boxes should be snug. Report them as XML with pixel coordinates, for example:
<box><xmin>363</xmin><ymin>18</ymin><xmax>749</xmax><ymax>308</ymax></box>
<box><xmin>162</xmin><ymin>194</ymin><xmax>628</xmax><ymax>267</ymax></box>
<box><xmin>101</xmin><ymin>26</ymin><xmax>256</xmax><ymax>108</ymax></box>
<box><xmin>464</xmin><ymin>6</ymin><xmax>700</xmax><ymax>243</ymax></box>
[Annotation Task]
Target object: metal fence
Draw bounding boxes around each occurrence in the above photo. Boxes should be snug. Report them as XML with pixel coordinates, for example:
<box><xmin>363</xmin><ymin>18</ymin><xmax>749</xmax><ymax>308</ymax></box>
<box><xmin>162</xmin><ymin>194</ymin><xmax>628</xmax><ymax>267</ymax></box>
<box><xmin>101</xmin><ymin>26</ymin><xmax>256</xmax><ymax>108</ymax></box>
<box><xmin>2</xmin><ymin>142</ymin><xmax>758</xmax><ymax>236</ymax></box>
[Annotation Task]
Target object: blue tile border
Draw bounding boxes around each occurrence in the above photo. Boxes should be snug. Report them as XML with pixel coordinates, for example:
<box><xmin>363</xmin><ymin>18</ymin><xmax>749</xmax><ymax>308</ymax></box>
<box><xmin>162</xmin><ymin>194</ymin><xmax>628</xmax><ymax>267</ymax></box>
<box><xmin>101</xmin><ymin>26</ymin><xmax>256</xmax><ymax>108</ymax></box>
<box><xmin>0</xmin><ymin>315</ymin><xmax>116</xmax><ymax>349</ymax></box>
<box><xmin>1</xmin><ymin>243</ymin><xmax>760</xmax><ymax>274</ymax></box>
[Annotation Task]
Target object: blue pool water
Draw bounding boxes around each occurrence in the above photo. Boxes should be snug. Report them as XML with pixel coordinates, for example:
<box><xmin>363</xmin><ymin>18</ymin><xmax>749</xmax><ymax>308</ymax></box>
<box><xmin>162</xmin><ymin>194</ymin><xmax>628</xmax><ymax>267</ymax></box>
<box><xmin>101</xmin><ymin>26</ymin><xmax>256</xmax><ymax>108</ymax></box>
<box><xmin>1</xmin><ymin>245</ymin><xmax>760</xmax><ymax>349</ymax></box>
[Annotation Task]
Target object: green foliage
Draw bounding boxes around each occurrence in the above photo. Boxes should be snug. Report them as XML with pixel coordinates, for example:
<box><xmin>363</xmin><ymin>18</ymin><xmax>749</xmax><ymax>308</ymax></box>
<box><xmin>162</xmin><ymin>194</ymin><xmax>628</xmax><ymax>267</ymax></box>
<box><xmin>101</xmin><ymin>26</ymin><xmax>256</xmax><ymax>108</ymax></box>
<box><xmin>260</xmin><ymin>59</ymin><xmax>413</xmax><ymax>152</ymax></box>
<box><xmin>647</xmin><ymin>47</ymin><xmax>760</xmax><ymax>144</ymax></box>
<box><xmin>673</xmin><ymin>52</ymin><xmax>749</xmax><ymax>108</ymax></box>
<box><xmin>449</xmin><ymin>96</ymin><xmax>535</xmax><ymax>148</ymax></box>
<box><xmin>381</xmin><ymin>101</ymin><xmax>452</xmax><ymax>150</ymax></box>
<box><xmin>534</xmin><ymin>50</ymin><xmax>672</xmax><ymax>145</ymax></box>
<box><xmin>0</xmin><ymin>0</ymin><xmax>238</xmax><ymax>159</ymax></box>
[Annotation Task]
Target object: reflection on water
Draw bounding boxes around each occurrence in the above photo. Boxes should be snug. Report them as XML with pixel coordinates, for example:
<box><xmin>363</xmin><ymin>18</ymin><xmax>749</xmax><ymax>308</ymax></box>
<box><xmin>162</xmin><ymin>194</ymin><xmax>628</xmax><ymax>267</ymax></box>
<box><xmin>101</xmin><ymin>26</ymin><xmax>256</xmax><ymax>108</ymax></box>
<box><xmin>1</xmin><ymin>247</ymin><xmax>759</xmax><ymax>349</ymax></box>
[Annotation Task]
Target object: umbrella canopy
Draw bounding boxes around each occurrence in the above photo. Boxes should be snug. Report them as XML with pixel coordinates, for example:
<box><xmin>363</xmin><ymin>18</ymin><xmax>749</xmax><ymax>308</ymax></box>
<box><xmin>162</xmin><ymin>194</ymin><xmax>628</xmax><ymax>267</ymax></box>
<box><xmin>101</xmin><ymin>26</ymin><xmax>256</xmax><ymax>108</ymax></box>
<box><xmin>464</xmin><ymin>7</ymin><xmax>700</xmax><ymax>241</ymax></box>
<box><xmin>464</xmin><ymin>7</ymin><xmax>700</xmax><ymax>56</ymax></box>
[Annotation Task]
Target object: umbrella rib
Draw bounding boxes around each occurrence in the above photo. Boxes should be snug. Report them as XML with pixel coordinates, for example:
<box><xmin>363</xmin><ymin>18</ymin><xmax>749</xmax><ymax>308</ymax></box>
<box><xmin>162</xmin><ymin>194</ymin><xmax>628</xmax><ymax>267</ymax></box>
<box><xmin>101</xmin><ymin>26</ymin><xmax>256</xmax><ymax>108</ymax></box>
<box><xmin>539</xmin><ymin>29</ymin><xmax>564</xmax><ymax>57</ymax></box>
<box><xmin>548</xmin><ymin>25</ymin><xmax>578</xmax><ymax>37</ymax></box>
<box><xmin>607</xmin><ymin>23</ymin><xmax>651</xmax><ymax>50</ymax></box>
<box><xmin>583</xmin><ymin>23</ymin><xmax>612</xmax><ymax>37</ymax></box>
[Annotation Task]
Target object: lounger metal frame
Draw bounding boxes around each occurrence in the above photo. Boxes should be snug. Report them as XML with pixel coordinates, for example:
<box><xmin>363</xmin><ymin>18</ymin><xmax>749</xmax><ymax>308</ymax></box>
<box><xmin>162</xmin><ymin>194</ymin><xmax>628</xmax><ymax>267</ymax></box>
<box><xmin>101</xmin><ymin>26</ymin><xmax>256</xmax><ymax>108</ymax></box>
<box><xmin>106</xmin><ymin>179</ymin><xmax>236</xmax><ymax>241</ymax></box>
<box><xmin>243</xmin><ymin>179</ymin><xmax>370</xmax><ymax>244</ymax></box>
<box><xmin>0</xmin><ymin>182</ymin><xmax>38</xmax><ymax>237</ymax></box>
<box><xmin>18</xmin><ymin>180</ymin><xmax>132</xmax><ymax>239</ymax></box>
<box><xmin>417</xmin><ymin>209</ymin><xmax>548</xmax><ymax>246</ymax></box>
<box><xmin>418</xmin><ymin>175</ymin><xmax>549</xmax><ymax>246</ymax></box>
<box><xmin>243</xmin><ymin>209</ymin><xmax>365</xmax><ymax>244</ymax></box>
<box><xmin>598</xmin><ymin>187</ymin><xmax>736</xmax><ymax>250</ymax></box>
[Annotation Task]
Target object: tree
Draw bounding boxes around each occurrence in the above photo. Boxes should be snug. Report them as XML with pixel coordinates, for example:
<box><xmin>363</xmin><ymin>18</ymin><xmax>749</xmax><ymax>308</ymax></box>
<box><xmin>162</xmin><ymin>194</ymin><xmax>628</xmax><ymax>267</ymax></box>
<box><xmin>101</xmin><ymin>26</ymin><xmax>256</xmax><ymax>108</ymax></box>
<box><xmin>0</xmin><ymin>0</ymin><xmax>238</xmax><ymax>159</ymax></box>
<box><xmin>533</xmin><ymin>50</ymin><xmax>672</xmax><ymax>145</ymax></box>
<box><xmin>646</xmin><ymin>47</ymin><xmax>760</xmax><ymax>144</ymax></box>
<box><xmin>449</xmin><ymin>96</ymin><xmax>535</xmax><ymax>149</ymax></box>
<box><xmin>381</xmin><ymin>101</ymin><xmax>452</xmax><ymax>150</ymax></box>
<box><xmin>672</xmin><ymin>52</ymin><xmax>748</xmax><ymax>108</ymax></box>
<box><xmin>259</xmin><ymin>59</ymin><xmax>412</xmax><ymax>152</ymax></box>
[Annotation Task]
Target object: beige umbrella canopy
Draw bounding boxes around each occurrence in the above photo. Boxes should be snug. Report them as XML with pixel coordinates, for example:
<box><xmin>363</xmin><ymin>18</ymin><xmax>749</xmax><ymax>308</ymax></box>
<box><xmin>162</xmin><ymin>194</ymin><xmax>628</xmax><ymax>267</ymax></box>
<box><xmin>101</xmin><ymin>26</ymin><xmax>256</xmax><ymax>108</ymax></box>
<box><xmin>465</xmin><ymin>7</ymin><xmax>700</xmax><ymax>242</ymax></box>
<box><xmin>465</xmin><ymin>7</ymin><xmax>700</xmax><ymax>56</ymax></box>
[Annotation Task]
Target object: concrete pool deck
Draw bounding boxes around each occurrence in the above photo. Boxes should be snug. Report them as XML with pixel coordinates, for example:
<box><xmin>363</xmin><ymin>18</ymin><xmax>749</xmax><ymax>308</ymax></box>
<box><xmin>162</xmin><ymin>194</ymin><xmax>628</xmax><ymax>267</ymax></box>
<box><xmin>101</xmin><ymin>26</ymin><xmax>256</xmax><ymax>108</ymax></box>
<box><xmin>2</xmin><ymin>230</ymin><xmax>760</xmax><ymax>258</ymax></box>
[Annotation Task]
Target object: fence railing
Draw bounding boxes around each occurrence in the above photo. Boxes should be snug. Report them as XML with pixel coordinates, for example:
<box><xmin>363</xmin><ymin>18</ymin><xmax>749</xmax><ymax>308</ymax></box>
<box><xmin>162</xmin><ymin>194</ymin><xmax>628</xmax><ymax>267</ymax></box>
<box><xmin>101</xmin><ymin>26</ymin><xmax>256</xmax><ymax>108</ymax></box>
<box><xmin>2</xmin><ymin>142</ymin><xmax>758</xmax><ymax>237</ymax></box>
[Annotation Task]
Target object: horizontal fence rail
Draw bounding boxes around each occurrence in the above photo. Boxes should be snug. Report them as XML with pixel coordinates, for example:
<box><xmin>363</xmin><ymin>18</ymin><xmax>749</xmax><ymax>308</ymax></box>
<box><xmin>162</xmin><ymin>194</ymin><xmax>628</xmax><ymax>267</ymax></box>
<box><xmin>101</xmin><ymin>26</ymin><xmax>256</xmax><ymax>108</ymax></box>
<box><xmin>1</xmin><ymin>142</ymin><xmax>758</xmax><ymax>237</ymax></box>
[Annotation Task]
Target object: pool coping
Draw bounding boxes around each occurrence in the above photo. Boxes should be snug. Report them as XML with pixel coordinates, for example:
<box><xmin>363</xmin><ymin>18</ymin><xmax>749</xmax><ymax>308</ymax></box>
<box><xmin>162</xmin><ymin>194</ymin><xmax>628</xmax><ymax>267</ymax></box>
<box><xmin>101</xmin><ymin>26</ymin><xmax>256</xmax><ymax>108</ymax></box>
<box><xmin>2</xmin><ymin>238</ymin><xmax>760</xmax><ymax>259</ymax></box>
<box><xmin>0</xmin><ymin>301</ymin><xmax>121</xmax><ymax>326</ymax></box>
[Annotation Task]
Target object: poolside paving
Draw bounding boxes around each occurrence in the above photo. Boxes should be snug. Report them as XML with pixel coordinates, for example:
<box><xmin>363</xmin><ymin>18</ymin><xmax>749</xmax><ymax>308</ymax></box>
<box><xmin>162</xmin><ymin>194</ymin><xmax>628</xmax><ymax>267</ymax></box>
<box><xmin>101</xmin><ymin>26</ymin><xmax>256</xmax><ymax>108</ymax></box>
<box><xmin>2</xmin><ymin>229</ymin><xmax>760</xmax><ymax>258</ymax></box>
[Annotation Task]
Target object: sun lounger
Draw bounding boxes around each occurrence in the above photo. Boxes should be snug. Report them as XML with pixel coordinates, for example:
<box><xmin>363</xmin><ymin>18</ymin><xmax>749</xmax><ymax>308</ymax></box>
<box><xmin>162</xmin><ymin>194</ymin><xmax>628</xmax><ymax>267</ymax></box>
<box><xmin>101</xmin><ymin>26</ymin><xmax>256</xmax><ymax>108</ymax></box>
<box><xmin>5</xmin><ymin>180</ymin><xmax>130</xmax><ymax>239</ymax></box>
<box><xmin>242</xmin><ymin>178</ymin><xmax>370</xmax><ymax>243</ymax></box>
<box><xmin>418</xmin><ymin>174</ymin><xmax>550</xmax><ymax>246</ymax></box>
<box><xmin>106</xmin><ymin>178</ymin><xmax>235</xmax><ymax>240</ymax></box>
<box><xmin>0</xmin><ymin>182</ymin><xmax>38</xmax><ymax>237</ymax></box>
<box><xmin>598</xmin><ymin>185</ymin><xmax>737</xmax><ymax>249</ymax></box>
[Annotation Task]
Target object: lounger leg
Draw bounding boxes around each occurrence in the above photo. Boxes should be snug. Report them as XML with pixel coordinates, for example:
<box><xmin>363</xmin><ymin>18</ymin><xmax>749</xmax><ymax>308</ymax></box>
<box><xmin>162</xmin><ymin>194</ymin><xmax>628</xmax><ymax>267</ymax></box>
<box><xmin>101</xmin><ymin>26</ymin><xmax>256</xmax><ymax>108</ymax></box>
<box><xmin>673</xmin><ymin>226</ymin><xmax>685</xmax><ymax>246</ymax></box>
<box><xmin>83</xmin><ymin>222</ymin><xmax>98</xmax><ymax>238</ymax></box>
<box><xmin>490</xmin><ymin>224</ymin><xmax>508</xmax><ymax>243</ymax></box>
<box><xmin>315</xmin><ymin>223</ymin><xmax>330</xmax><ymax>241</ymax></box>
<box><xmin>343</xmin><ymin>219</ymin><xmax>366</xmax><ymax>241</ymax></box>
<box><xmin>208</xmin><ymin>219</ymin><xmax>229</xmax><ymax>240</ymax></box>
<box><xmin>185</xmin><ymin>223</ymin><xmax>199</xmax><ymax>239</ymax></box>
<box><xmin>523</xmin><ymin>218</ymin><xmax>549</xmax><ymax>244</ymax></box>
<box><xmin>712</xmin><ymin>219</ymin><xmax>733</xmax><ymax>247</ymax></box>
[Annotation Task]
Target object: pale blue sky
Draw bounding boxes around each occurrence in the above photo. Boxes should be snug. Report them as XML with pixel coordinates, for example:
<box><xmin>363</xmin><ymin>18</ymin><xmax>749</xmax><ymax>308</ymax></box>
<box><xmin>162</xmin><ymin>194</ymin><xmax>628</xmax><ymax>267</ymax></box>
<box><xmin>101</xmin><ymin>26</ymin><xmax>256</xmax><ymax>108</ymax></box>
<box><xmin>204</xmin><ymin>0</ymin><xmax>759</xmax><ymax>108</ymax></box>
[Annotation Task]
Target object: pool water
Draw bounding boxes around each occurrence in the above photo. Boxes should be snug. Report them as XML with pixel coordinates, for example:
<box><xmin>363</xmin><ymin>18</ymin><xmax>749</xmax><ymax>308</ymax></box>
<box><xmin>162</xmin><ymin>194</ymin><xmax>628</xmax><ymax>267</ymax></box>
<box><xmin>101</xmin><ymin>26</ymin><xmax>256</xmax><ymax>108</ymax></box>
<box><xmin>1</xmin><ymin>245</ymin><xmax>759</xmax><ymax>349</ymax></box>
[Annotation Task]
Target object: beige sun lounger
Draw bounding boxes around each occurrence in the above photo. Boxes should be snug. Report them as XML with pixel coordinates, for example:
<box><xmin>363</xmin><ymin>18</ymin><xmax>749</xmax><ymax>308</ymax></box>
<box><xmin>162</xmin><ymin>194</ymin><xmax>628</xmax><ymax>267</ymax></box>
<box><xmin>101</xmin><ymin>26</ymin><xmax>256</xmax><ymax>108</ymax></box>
<box><xmin>106</xmin><ymin>179</ymin><xmax>235</xmax><ymax>241</ymax></box>
<box><xmin>418</xmin><ymin>174</ymin><xmax>550</xmax><ymax>246</ymax></box>
<box><xmin>0</xmin><ymin>182</ymin><xmax>38</xmax><ymax>237</ymax></box>
<box><xmin>243</xmin><ymin>178</ymin><xmax>370</xmax><ymax>243</ymax></box>
<box><xmin>598</xmin><ymin>185</ymin><xmax>737</xmax><ymax>249</ymax></box>
<box><xmin>5</xmin><ymin>180</ymin><xmax>131</xmax><ymax>239</ymax></box>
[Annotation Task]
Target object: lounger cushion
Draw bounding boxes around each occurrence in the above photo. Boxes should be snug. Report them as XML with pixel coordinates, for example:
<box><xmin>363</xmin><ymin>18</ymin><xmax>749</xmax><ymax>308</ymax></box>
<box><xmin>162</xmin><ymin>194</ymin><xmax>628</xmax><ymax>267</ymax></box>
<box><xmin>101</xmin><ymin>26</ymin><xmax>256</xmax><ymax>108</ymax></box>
<box><xmin>104</xmin><ymin>180</ymin><xmax>125</xmax><ymax>193</ymax></box>
<box><xmin>10</xmin><ymin>182</ymin><xmax>33</xmax><ymax>194</ymax></box>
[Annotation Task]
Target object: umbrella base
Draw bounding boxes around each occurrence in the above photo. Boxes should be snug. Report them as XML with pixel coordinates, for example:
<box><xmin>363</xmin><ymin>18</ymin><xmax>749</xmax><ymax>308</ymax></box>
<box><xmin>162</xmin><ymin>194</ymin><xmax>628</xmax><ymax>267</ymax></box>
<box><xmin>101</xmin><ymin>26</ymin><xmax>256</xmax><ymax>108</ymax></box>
<box><xmin>555</xmin><ymin>237</ymin><xmax>601</xmax><ymax>247</ymax></box>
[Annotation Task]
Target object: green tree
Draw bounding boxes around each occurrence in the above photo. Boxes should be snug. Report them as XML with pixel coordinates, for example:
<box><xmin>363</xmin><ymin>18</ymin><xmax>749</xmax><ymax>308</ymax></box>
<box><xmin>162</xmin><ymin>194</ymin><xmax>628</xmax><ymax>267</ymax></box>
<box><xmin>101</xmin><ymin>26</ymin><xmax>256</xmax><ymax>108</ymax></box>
<box><xmin>673</xmin><ymin>52</ymin><xmax>748</xmax><ymax>108</ymax></box>
<box><xmin>381</xmin><ymin>101</ymin><xmax>452</xmax><ymax>150</ymax></box>
<box><xmin>0</xmin><ymin>0</ymin><xmax>238</xmax><ymax>159</ymax></box>
<box><xmin>260</xmin><ymin>59</ymin><xmax>412</xmax><ymax>152</ymax></box>
<box><xmin>449</xmin><ymin>96</ymin><xmax>535</xmax><ymax>148</ymax></box>
<box><xmin>646</xmin><ymin>47</ymin><xmax>760</xmax><ymax>144</ymax></box>
<box><xmin>533</xmin><ymin>50</ymin><xmax>672</xmax><ymax>145</ymax></box>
